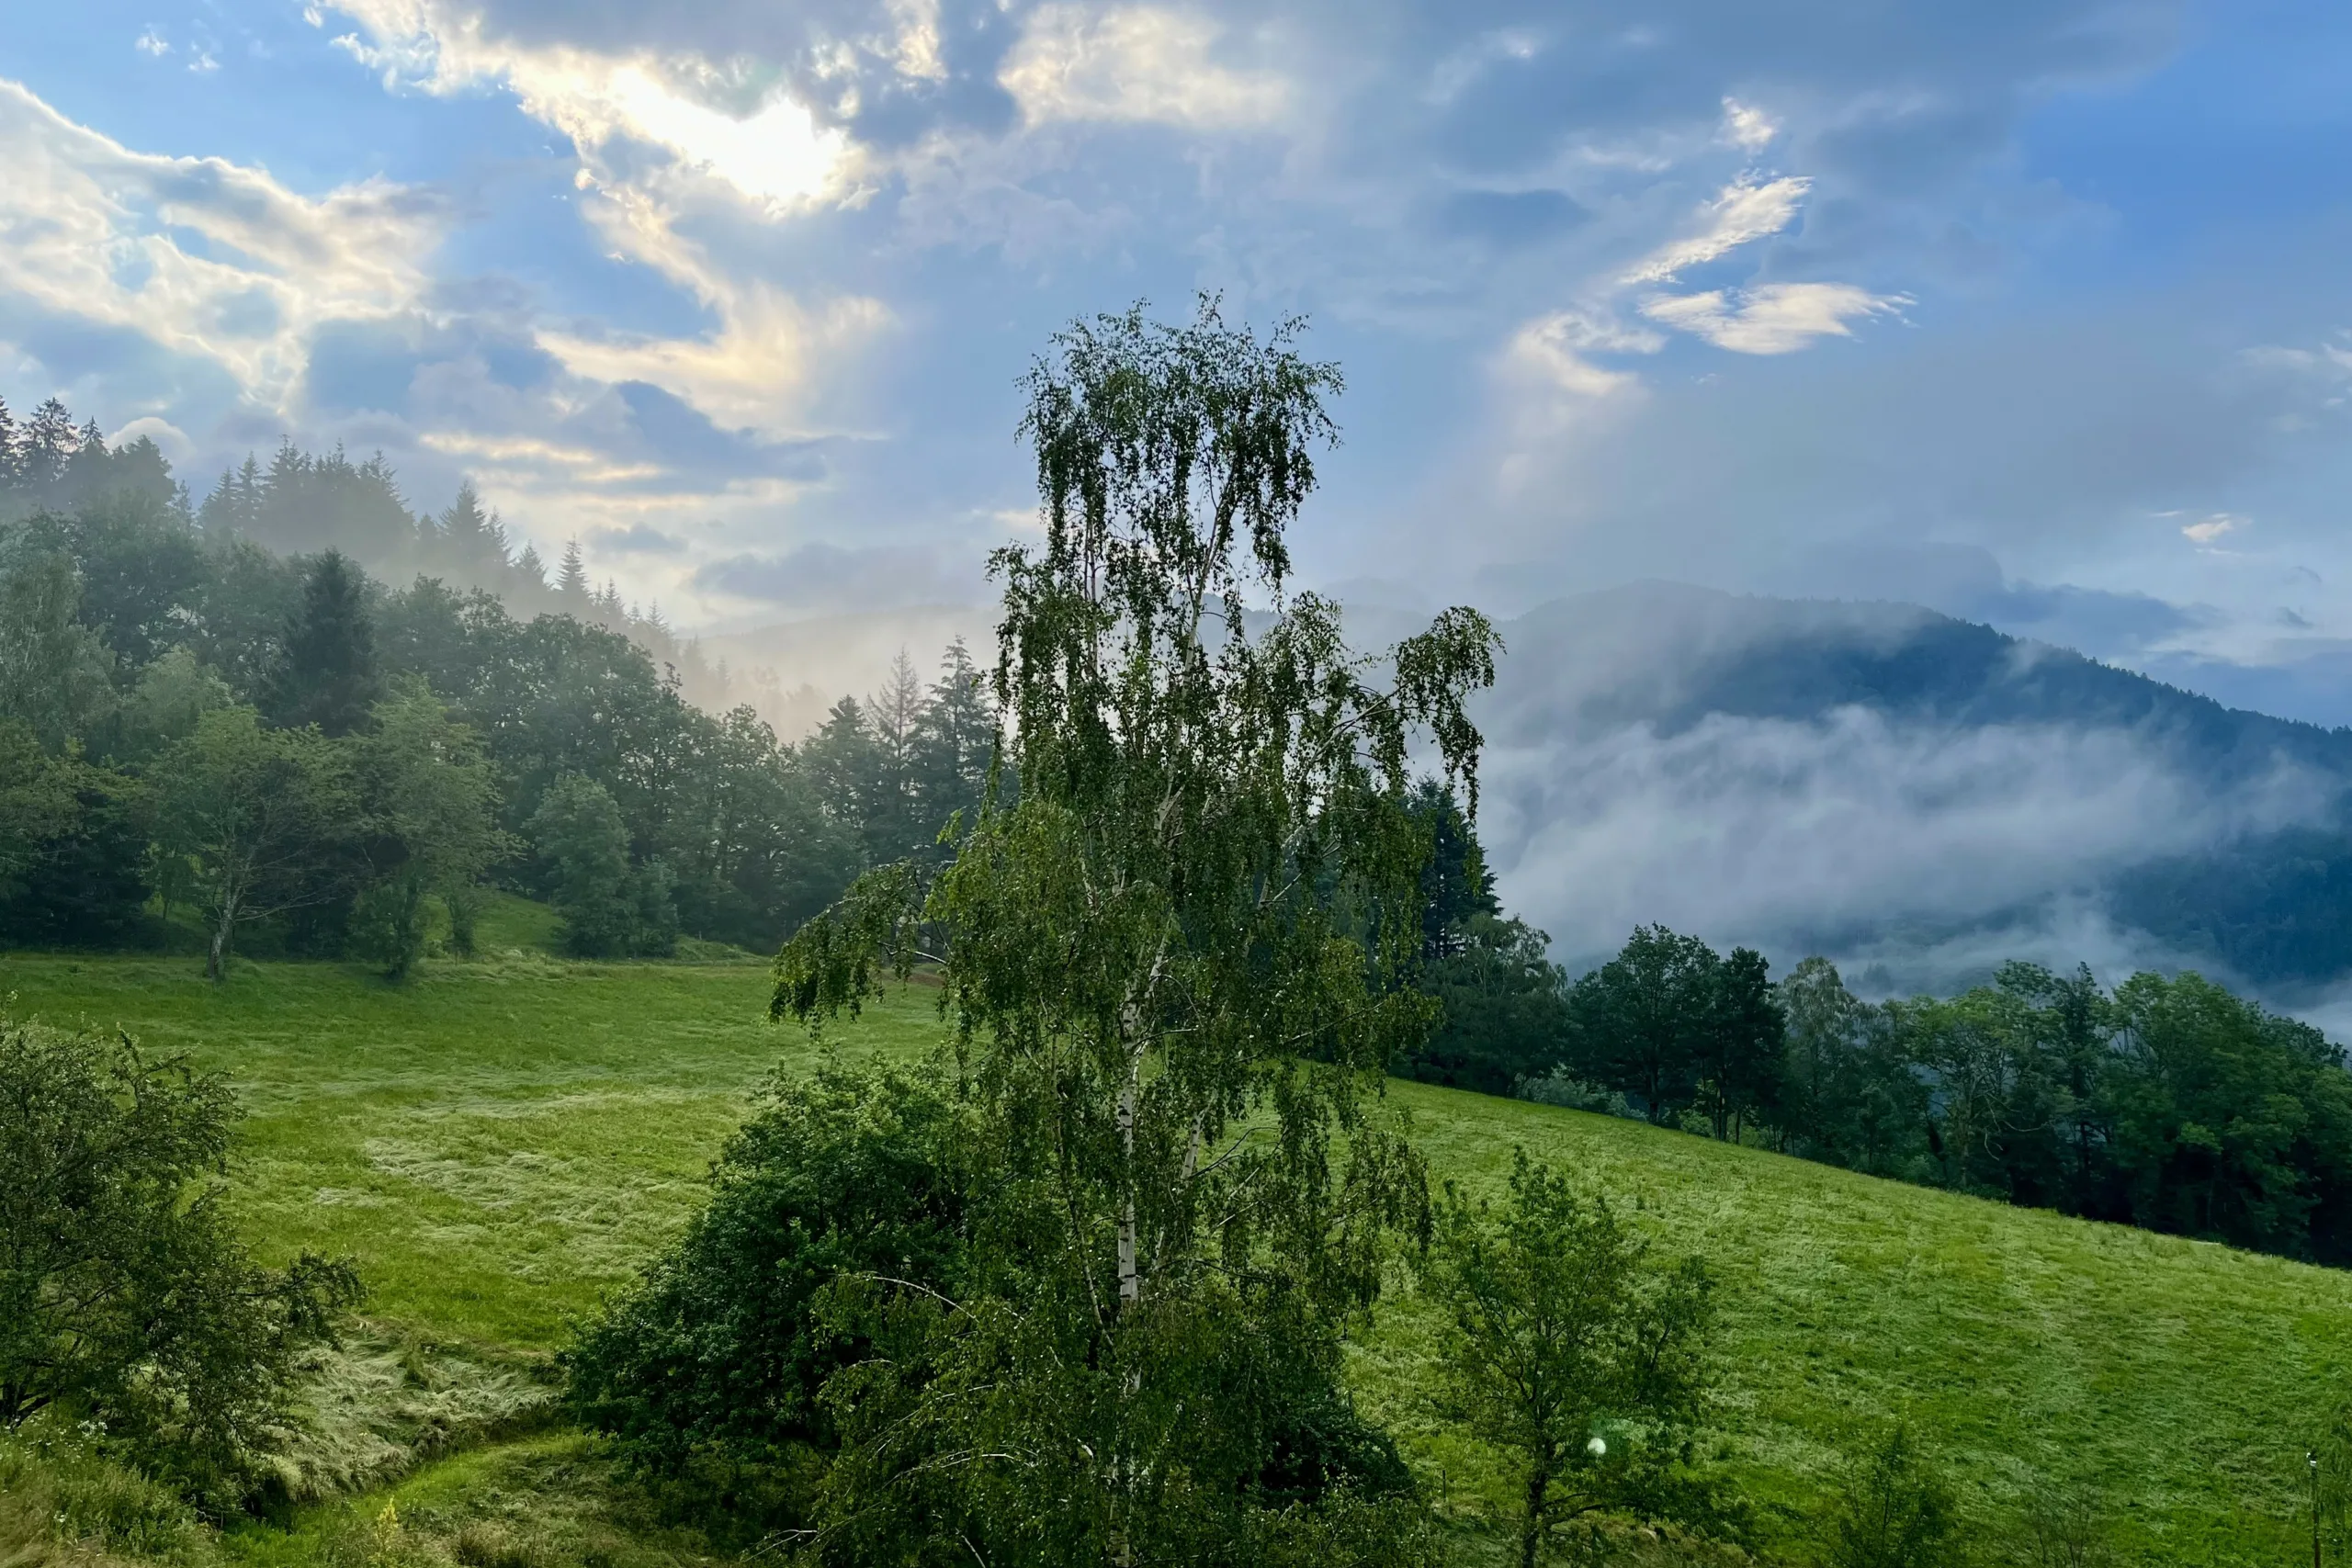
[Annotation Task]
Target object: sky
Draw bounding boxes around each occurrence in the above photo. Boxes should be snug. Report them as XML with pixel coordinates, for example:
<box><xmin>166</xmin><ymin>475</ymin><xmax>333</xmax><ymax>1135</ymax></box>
<box><xmin>5</xmin><ymin>0</ymin><xmax>2352</xmax><ymax>710</ymax></box>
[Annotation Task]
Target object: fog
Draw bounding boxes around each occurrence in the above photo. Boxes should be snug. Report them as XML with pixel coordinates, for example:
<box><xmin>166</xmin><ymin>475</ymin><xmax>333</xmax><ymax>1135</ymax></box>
<box><xmin>1479</xmin><ymin>706</ymin><xmax>2328</xmax><ymax>976</ymax></box>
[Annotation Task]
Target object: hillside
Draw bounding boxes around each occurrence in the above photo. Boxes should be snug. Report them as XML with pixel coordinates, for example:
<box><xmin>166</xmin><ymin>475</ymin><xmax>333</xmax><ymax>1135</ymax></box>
<box><xmin>1</xmin><ymin>945</ymin><xmax>2340</xmax><ymax>1565</ymax></box>
<box><xmin>1468</xmin><ymin>582</ymin><xmax>2352</xmax><ymax>990</ymax></box>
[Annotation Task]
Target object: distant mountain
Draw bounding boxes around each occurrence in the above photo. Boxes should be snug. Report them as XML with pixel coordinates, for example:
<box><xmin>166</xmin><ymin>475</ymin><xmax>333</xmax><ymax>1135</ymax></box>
<box><xmin>1467</xmin><ymin>582</ymin><xmax>2352</xmax><ymax>997</ymax></box>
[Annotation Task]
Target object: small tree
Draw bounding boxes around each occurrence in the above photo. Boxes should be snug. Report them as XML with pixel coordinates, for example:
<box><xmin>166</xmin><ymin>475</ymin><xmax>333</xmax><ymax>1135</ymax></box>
<box><xmin>352</xmin><ymin>681</ymin><xmax>511</xmax><ymax>978</ymax></box>
<box><xmin>1567</xmin><ymin>926</ymin><xmax>1716</xmax><ymax>1125</ymax></box>
<box><xmin>0</xmin><ymin>1017</ymin><xmax>359</xmax><ymax>1508</ymax></box>
<box><xmin>529</xmin><ymin>773</ymin><xmax>637</xmax><ymax>956</ymax></box>
<box><xmin>153</xmin><ymin>706</ymin><xmax>359</xmax><ymax>981</ymax></box>
<box><xmin>1422</xmin><ymin>1153</ymin><xmax>1713</xmax><ymax>1568</ymax></box>
<box><xmin>1691</xmin><ymin>946</ymin><xmax>1785</xmax><ymax>1143</ymax></box>
<box><xmin>1824</xmin><ymin>1424</ymin><xmax>1959</xmax><ymax>1568</ymax></box>
<box><xmin>0</xmin><ymin>547</ymin><xmax>114</xmax><ymax>750</ymax></box>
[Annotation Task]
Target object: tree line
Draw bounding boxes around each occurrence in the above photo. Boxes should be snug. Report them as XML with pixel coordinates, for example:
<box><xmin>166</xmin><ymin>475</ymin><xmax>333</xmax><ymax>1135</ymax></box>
<box><xmin>1398</xmin><ymin>796</ymin><xmax>2352</xmax><ymax>1267</ymax></box>
<box><xmin>0</xmin><ymin>400</ymin><xmax>997</xmax><ymax>972</ymax></box>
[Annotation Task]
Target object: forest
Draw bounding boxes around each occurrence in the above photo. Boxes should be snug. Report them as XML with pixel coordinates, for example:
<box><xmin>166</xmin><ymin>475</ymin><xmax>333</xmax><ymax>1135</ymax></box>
<box><xmin>0</xmin><ymin>391</ymin><xmax>992</xmax><ymax>971</ymax></box>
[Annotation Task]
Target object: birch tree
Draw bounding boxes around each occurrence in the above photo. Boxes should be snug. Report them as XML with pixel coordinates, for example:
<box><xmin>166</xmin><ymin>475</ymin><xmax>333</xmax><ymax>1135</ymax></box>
<box><xmin>774</xmin><ymin>299</ymin><xmax>1498</xmax><ymax>1562</ymax></box>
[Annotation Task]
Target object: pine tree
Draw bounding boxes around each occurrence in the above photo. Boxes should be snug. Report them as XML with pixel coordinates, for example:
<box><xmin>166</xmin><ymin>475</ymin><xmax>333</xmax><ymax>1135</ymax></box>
<box><xmin>556</xmin><ymin>539</ymin><xmax>590</xmax><ymax>607</ymax></box>
<box><xmin>513</xmin><ymin>543</ymin><xmax>548</xmax><ymax>596</ymax></box>
<box><xmin>254</xmin><ymin>439</ymin><xmax>311</xmax><ymax>548</ymax></box>
<box><xmin>0</xmin><ymin>394</ymin><xmax>18</xmax><ymax>491</ymax></box>
<box><xmin>234</xmin><ymin>455</ymin><xmax>264</xmax><ymax>531</ymax></box>
<box><xmin>21</xmin><ymin>398</ymin><xmax>76</xmax><ymax>496</ymax></box>
<box><xmin>271</xmin><ymin>550</ymin><xmax>379</xmax><ymax>737</ymax></box>
<box><xmin>909</xmin><ymin>637</ymin><xmax>997</xmax><ymax>864</ymax></box>
<box><xmin>438</xmin><ymin>481</ymin><xmax>508</xmax><ymax>579</ymax></box>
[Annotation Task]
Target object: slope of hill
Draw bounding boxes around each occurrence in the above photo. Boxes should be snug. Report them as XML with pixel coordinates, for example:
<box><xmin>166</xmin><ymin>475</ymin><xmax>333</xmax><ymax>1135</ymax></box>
<box><xmin>1470</xmin><ymin>582</ymin><xmax>2352</xmax><ymax>992</ymax></box>
<box><xmin>0</xmin><ymin>948</ymin><xmax>2339</xmax><ymax>1565</ymax></box>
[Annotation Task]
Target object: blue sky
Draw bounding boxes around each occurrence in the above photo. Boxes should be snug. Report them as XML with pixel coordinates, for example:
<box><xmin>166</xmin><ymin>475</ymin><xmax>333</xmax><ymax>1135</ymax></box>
<box><xmin>5</xmin><ymin>0</ymin><xmax>2351</xmax><ymax>709</ymax></box>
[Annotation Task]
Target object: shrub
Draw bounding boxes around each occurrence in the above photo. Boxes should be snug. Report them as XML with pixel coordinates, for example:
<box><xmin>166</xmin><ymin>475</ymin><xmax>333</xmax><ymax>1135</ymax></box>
<box><xmin>1823</xmin><ymin>1423</ymin><xmax>1959</xmax><ymax>1568</ymax></box>
<box><xmin>0</xmin><ymin>1016</ymin><xmax>362</xmax><ymax>1512</ymax></box>
<box><xmin>563</xmin><ymin>1058</ymin><xmax>980</xmax><ymax>1477</ymax></box>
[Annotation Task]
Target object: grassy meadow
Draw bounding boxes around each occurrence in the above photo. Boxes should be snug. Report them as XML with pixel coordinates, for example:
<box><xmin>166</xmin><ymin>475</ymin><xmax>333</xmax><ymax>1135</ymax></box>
<box><xmin>5</xmin><ymin>919</ymin><xmax>2347</xmax><ymax>1565</ymax></box>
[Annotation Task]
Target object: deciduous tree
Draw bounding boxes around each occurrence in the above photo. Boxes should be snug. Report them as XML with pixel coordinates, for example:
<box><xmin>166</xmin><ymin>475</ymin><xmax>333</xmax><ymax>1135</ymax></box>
<box><xmin>774</xmin><ymin>299</ymin><xmax>1498</xmax><ymax>1562</ymax></box>
<box><xmin>1423</xmin><ymin>1153</ymin><xmax>1713</xmax><ymax>1568</ymax></box>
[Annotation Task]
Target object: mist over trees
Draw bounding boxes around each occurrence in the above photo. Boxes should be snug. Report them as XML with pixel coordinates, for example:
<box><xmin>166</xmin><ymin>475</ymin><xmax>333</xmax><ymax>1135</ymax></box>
<box><xmin>0</xmin><ymin>391</ymin><xmax>994</xmax><ymax>967</ymax></box>
<box><xmin>1393</xmin><ymin>795</ymin><xmax>2352</xmax><ymax>1268</ymax></box>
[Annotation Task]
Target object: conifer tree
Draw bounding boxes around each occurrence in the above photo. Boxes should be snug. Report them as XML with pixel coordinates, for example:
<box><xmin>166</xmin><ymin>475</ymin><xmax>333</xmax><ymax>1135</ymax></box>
<box><xmin>556</xmin><ymin>539</ymin><xmax>590</xmax><ymax>606</ymax></box>
<box><xmin>438</xmin><ymin>481</ymin><xmax>507</xmax><ymax>579</ymax></box>
<box><xmin>20</xmin><ymin>398</ymin><xmax>75</xmax><ymax>496</ymax></box>
<box><xmin>0</xmin><ymin>394</ymin><xmax>17</xmax><ymax>490</ymax></box>
<box><xmin>271</xmin><ymin>550</ymin><xmax>379</xmax><ymax>737</ymax></box>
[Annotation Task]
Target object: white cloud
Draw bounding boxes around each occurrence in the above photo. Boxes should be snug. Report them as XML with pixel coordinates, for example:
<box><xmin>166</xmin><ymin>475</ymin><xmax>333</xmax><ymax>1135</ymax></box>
<box><xmin>0</xmin><ymin>78</ymin><xmax>445</xmax><ymax>409</ymax></box>
<box><xmin>1000</xmin><ymin>6</ymin><xmax>1289</xmax><ymax>129</ymax></box>
<box><xmin>1719</xmin><ymin>96</ymin><xmax>1776</xmax><ymax>152</ymax></box>
<box><xmin>327</xmin><ymin>2</ymin><xmax>853</xmax><ymax>213</ymax></box>
<box><xmin>109</xmin><ymin>414</ymin><xmax>191</xmax><ymax>456</ymax></box>
<box><xmin>134</xmin><ymin>28</ymin><xmax>170</xmax><ymax>58</ymax></box>
<box><xmin>1642</xmin><ymin>282</ymin><xmax>1907</xmax><ymax>355</ymax></box>
<box><xmin>1622</xmin><ymin>174</ymin><xmax>1811</xmax><ymax>284</ymax></box>
<box><xmin>322</xmin><ymin>3</ymin><xmax>890</xmax><ymax>438</ymax></box>
<box><xmin>1503</xmin><ymin>308</ymin><xmax>1662</xmax><ymax>400</ymax></box>
<box><xmin>2182</xmin><ymin>512</ymin><xmax>2245</xmax><ymax>545</ymax></box>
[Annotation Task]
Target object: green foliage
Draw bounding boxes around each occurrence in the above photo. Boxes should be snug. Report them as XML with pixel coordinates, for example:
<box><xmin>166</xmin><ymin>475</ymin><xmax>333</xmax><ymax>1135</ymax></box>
<box><xmin>118</xmin><ymin>647</ymin><xmax>237</xmax><ymax>762</ymax></box>
<box><xmin>0</xmin><ymin>1015</ymin><xmax>360</xmax><ymax>1510</ymax></box>
<box><xmin>528</xmin><ymin>774</ymin><xmax>653</xmax><ymax>958</ymax></box>
<box><xmin>2</xmin><ymin>745</ymin><xmax>150</xmax><ymax>947</ymax></box>
<box><xmin>351</xmin><ymin>682</ymin><xmax>511</xmax><ymax>979</ymax></box>
<box><xmin>565</xmin><ymin>1059</ymin><xmax>980</xmax><ymax>1478</ymax></box>
<box><xmin>0</xmin><ymin>1416</ymin><xmax>212</xmax><ymax>1566</ymax></box>
<box><xmin>772</xmin><ymin>299</ymin><xmax>1498</xmax><ymax>1563</ymax></box>
<box><xmin>271</xmin><ymin>551</ymin><xmax>379</xmax><ymax>739</ymax></box>
<box><xmin>1407</xmin><ymin>912</ymin><xmax>1573</xmax><ymax>1095</ymax></box>
<box><xmin>1564</xmin><ymin>926</ymin><xmax>1722</xmax><ymax>1127</ymax></box>
<box><xmin>152</xmin><ymin>707</ymin><xmax>362</xmax><ymax>980</ymax></box>
<box><xmin>1821</xmin><ymin>1424</ymin><xmax>1958</xmax><ymax>1568</ymax></box>
<box><xmin>1411</xmin><ymin>775</ymin><xmax>1498</xmax><ymax>960</ymax></box>
<box><xmin>0</xmin><ymin>542</ymin><xmax>115</xmax><ymax>749</ymax></box>
<box><xmin>1422</xmin><ymin>1152</ymin><xmax>1714</xmax><ymax>1568</ymax></box>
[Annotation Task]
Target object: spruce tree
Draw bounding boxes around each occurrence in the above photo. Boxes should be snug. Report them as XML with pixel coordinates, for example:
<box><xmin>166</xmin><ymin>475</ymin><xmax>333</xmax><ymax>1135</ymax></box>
<box><xmin>0</xmin><ymin>394</ymin><xmax>17</xmax><ymax>491</ymax></box>
<box><xmin>438</xmin><ymin>480</ymin><xmax>506</xmax><ymax>579</ymax></box>
<box><xmin>272</xmin><ymin>550</ymin><xmax>379</xmax><ymax>736</ymax></box>
<box><xmin>20</xmin><ymin>398</ymin><xmax>75</xmax><ymax>497</ymax></box>
<box><xmin>556</xmin><ymin>539</ymin><xmax>590</xmax><ymax>606</ymax></box>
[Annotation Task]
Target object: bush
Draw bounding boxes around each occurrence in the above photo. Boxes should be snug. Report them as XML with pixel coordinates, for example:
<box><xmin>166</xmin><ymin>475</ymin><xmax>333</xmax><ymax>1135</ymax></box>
<box><xmin>1824</xmin><ymin>1423</ymin><xmax>1959</xmax><ymax>1568</ymax></box>
<box><xmin>564</xmin><ymin>1058</ymin><xmax>980</xmax><ymax>1478</ymax></box>
<box><xmin>0</xmin><ymin>1016</ymin><xmax>362</xmax><ymax>1512</ymax></box>
<box><xmin>1516</xmin><ymin>1069</ymin><xmax>1643</xmax><ymax>1120</ymax></box>
<box><xmin>567</xmin><ymin>1058</ymin><xmax>1422</xmax><ymax>1555</ymax></box>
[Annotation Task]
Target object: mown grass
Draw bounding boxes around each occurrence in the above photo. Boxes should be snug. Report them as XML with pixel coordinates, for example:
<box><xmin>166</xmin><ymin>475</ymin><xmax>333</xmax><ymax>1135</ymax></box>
<box><xmin>4</xmin><ymin>938</ymin><xmax>2346</xmax><ymax>1565</ymax></box>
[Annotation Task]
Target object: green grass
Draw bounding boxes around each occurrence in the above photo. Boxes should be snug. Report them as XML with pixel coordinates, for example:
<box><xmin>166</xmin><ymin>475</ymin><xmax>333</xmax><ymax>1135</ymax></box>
<box><xmin>5</xmin><ymin>943</ymin><xmax>2346</xmax><ymax>1564</ymax></box>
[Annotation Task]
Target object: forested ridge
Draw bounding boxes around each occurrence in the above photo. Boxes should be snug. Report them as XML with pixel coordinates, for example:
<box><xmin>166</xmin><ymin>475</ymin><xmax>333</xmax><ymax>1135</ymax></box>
<box><xmin>0</xmin><ymin>389</ymin><xmax>991</xmax><ymax>968</ymax></box>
